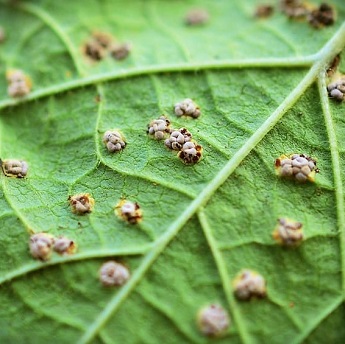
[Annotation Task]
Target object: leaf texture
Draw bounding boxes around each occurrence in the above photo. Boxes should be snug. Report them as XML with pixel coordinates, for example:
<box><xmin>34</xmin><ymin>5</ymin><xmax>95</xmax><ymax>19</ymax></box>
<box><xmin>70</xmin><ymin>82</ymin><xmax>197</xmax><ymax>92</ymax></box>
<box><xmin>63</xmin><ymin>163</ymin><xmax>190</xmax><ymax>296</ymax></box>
<box><xmin>0</xmin><ymin>1</ymin><xmax>345</xmax><ymax>343</ymax></box>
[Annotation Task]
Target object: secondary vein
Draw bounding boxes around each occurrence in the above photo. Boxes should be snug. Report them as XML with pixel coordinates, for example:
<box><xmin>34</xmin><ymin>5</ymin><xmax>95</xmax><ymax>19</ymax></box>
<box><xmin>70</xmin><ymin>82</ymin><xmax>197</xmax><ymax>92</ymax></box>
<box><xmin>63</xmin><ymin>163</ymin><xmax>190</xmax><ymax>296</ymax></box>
<box><xmin>318</xmin><ymin>73</ymin><xmax>345</xmax><ymax>296</ymax></box>
<box><xmin>0</xmin><ymin>245</ymin><xmax>152</xmax><ymax>285</ymax></box>
<box><xmin>198</xmin><ymin>210</ymin><xmax>252</xmax><ymax>344</ymax></box>
<box><xmin>0</xmin><ymin>56</ymin><xmax>316</xmax><ymax>112</ymax></box>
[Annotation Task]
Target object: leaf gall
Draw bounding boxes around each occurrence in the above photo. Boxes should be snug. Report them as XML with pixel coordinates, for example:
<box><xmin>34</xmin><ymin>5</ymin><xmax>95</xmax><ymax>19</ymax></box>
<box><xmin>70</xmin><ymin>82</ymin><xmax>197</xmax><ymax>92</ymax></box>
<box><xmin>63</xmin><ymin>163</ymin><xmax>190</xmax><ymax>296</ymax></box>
<box><xmin>164</xmin><ymin>128</ymin><xmax>192</xmax><ymax>151</ymax></box>
<box><xmin>109</xmin><ymin>42</ymin><xmax>131</xmax><ymax>60</ymax></box>
<box><xmin>327</xmin><ymin>77</ymin><xmax>345</xmax><ymax>102</ymax></box>
<box><xmin>29</xmin><ymin>233</ymin><xmax>54</xmax><ymax>261</ymax></box>
<box><xmin>178</xmin><ymin>141</ymin><xmax>203</xmax><ymax>165</ymax></box>
<box><xmin>69</xmin><ymin>193</ymin><xmax>95</xmax><ymax>215</ymax></box>
<box><xmin>308</xmin><ymin>3</ymin><xmax>335</xmax><ymax>28</ymax></box>
<box><xmin>197</xmin><ymin>304</ymin><xmax>230</xmax><ymax>337</ymax></box>
<box><xmin>53</xmin><ymin>236</ymin><xmax>77</xmax><ymax>255</ymax></box>
<box><xmin>174</xmin><ymin>98</ymin><xmax>200</xmax><ymax>118</ymax></box>
<box><xmin>84</xmin><ymin>39</ymin><xmax>106</xmax><ymax>61</ymax></box>
<box><xmin>280</xmin><ymin>0</ymin><xmax>309</xmax><ymax>18</ymax></box>
<box><xmin>255</xmin><ymin>5</ymin><xmax>274</xmax><ymax>18</ymax></box>
<box><xmin>273</xmin><ymin>218</ymin><xmax>303</xmax><ymax>247</ymax></box>
<box><xmin>6</xmin><ymin>69</ymin><xmax>32</xmax><ymax>98</ymax></box>
<box><xmin>147</xmin><ymin>116</ymin><xmax>171</xmax><ymax>140</ymax></box>
<box><xmin>233</xmin><ymin>269</ymin><xmax>266</xmax><ymax>300</ymax></box>
<box><xmin>275</xmin><ymin>154</ymin><xmax>319</xmax><ymax>182</ymax></box>
<box><xmin>103</xmin><ymin>130</ymin><xmax>126</xmax><ymax>152</ymax></box>
<box><xmin>99</xmin><ymin>261</ymin><xmax>130</xmax><ymax>287</ymax></box>
<box><xmin>1</xmin><ymin>159</ymin><xmax>28</xmax><ymax>178</ymax></box>
<box><xmin>115</xmin><ymin>199</ymin><xmax>143</xmax><ymax>224</ymax></box>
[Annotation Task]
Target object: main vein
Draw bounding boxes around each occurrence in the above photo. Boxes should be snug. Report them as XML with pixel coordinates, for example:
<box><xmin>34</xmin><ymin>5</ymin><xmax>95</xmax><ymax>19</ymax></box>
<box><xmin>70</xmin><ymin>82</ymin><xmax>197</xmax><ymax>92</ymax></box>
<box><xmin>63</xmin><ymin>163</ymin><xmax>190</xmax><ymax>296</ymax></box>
<box><xmin>318</xmin><ymin>73</ymin><xmax>345</xmax><ymax>296</ymax></box>
<box><xmin>77</xmin><ymin>23</ymin><xmax>345</xmax><ymax>343</ymax></box>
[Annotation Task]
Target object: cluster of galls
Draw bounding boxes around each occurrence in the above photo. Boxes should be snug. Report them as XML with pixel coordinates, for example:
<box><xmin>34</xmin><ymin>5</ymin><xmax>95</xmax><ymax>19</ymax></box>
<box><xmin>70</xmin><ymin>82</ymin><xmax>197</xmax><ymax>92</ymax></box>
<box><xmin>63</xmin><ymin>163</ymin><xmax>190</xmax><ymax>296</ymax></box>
<box><xmin>164</xmin><ymin>128</ymin><xmax>192</xmax><ymax>151</ymax></box>
<box><xmin>308</xmin><ymin>3</ymin><xmax>335</xmax><ymax>28</ymax></box>
<box><xmin>280</xmin><ymin>1</ymin><xmax>335</xmax><ymax>28</ymax></box>
<box><xmin>177</xmin><ymin>141</ymin><xmax>203</xmax><ymax>165</ymax></box>
<box><xmin>29</xmin><ymin>233</ymin><xmax>76</xmax><ymax>261</ymax></box>
<box><xmin>148</xmin><ymin>116</ymin><xmax>203</xmax><ymax>165</ymax></box>
<box><xmin>174</xmin><ymin>98</ymin><xmax>201</xmax><ymax>118</ymax></box>
<box><xmin>196</xmin><ymin>268</ymin><xmax>267</xmax><ymax>337</ymax></box>
<box><xmin>6</xmin><ymin>69</ymin><xmax>32</xmax><ymax>98</ymax></box>
<box><xmin>147</xmin><ymin>116</ymin><xmax>171</xmax><ymax>140</ymax></box>
<box><xmin>327</xmin><ymin>77</ymin><xmax>345</xmax><ymax>102</ymax></box>
<box><xmin>84</xmin><ymin>31</ymin><xmax>131</xmax><ymax>62</ymax></box>
<box><xmin>103</xmin><ymin>130</ymin><xmax>126</xmax><ymax>152</ymax></box>
<box><xmin>275</xmin><ymin>153</ymin><xmax>319</xmax><ymax>183</ymax></box>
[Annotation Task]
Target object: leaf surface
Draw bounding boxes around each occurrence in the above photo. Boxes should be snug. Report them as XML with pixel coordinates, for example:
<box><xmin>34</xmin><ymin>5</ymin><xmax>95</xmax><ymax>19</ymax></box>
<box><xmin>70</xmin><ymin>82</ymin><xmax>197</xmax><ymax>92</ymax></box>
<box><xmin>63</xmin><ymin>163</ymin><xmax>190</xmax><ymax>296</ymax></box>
<box><xmin>0</xmin><ymin>1</ymin><xmax>345</xmax><ymax>343</ymax></box>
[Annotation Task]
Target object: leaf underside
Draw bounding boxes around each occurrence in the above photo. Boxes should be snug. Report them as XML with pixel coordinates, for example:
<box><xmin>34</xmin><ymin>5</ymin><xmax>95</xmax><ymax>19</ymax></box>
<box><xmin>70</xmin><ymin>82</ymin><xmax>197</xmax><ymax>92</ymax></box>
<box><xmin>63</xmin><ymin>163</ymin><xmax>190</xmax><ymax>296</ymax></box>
<box><xmin>0</xmin><ymin>1</ymin><xmax>345</xmax><ymax>343</ymax></box>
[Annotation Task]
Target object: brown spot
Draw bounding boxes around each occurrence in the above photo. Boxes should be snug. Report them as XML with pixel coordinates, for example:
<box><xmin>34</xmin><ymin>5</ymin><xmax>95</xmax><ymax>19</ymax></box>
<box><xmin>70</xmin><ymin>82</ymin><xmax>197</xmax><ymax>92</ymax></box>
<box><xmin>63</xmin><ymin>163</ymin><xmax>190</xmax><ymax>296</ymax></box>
<box><xmin>83</xmin><ymin>39</ymin><xmax>106</xmax><ymax>61</ymax></box>
<box><xmin>275</xmin><ymin>158</ymin><xmax>282</xmax><ymax>168</ymax></box>
<box><xmin>308</xmin><ymin>3</ymin><xmax>335</xmax><ymax>28</ymax></box>
<box><xmin>178</xmin><ymin>141</ymin><xmax>203</xmax><ymax>165</ymax></box>
<box><xmin>185</xmin><ymin>8</ymin><xmax>209</xmax><ymax>26</ymax></box>
<box><xmin>6</xmin><ymin>70</ymin><xmax>32</xmax><ymax>98</ymax></box>
<box><xmin>255</xmin><ymin>5</ymin><xmax>274</xmax><ymax>18</ymax></box>
<box><xmin>92</xmin><ymin>31</ymin><xmax>114</xmax><ymax>48</ymax></box>
<box><xmin>289</xmin><ymin>301</ymin><xmax>295</xmax><ymax>308</ymax></box>
<box><xmin>280</xmin><ymin>0</ymin><xmax>309</xmax><ymax>19</ymax></box>
<box><xmin>0</xmin><ymin>26</ymin><xmax>5</xmax><ymax>43</ymax></box>
<box><xmin>109</xmin><ymin>42</ymin><xmax>131</xmax><ymax>61</ymax></box>
<box><xmin>327</xmin><ymin>54</ymin><xmax>340</xmax><ymax>77</ymax></box>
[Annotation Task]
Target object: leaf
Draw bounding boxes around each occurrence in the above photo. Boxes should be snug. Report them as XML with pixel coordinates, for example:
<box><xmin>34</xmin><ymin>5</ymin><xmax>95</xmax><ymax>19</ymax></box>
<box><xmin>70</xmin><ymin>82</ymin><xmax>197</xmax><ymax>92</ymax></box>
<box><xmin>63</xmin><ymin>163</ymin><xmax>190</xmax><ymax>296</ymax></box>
<box><xmin>0</xmin><ymin>0</ymin><xmax>345</xmax><ymax>343</ymax></box>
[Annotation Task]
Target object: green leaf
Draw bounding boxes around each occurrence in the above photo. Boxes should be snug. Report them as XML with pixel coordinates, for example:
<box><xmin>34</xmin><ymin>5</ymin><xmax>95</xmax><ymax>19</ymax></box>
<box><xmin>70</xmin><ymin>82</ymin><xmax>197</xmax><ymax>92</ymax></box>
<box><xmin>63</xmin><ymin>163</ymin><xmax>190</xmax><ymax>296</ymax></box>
<box><xmin>0</xmin><ymin>1</ymin><xmax>345</xmax><ymax>343</ymax></box>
